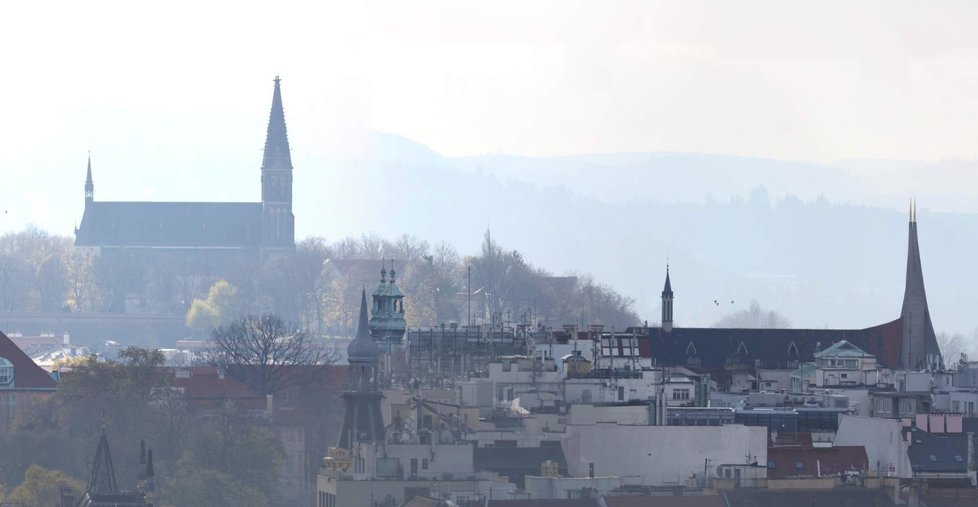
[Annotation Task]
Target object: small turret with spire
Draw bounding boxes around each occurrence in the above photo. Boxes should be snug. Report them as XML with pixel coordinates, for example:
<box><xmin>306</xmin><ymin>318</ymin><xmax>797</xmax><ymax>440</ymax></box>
<box><xmin>369</xmin><ymin>258</ymin><xmax>407</xmax><ymax>345</ymax></box>
<box><xmin>85</xmin><ymin>152</ymin><xmax>94</xmax><ymax>207</ymax></box>
<box><xmin>662</xmin><ymin>264</ymin><xmax>674</xmax><ymax>332</ymax></box>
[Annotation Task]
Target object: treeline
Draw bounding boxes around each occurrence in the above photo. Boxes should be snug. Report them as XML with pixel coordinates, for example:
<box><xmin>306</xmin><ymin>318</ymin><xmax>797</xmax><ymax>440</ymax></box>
<box><xmin>0</xmin><ymin>347</ymin><xmax>314</xmax><ymax>507</ymax></box>
<box><xmin>0</xmin><ymin>227</ymin><xmax>640</xmax><ymax>336</ymax></box>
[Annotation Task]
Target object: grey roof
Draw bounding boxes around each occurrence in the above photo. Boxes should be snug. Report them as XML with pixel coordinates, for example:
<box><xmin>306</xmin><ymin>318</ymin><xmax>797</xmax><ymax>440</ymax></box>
<box><xmin>75</xmin><ymin>201</ymin><xmax>263</xmax><ymax>248</ymax></box>
<box><xmin>907</xmin><ymin>430</ymin><xmax>970</xmax><ymax>474</ymax></box>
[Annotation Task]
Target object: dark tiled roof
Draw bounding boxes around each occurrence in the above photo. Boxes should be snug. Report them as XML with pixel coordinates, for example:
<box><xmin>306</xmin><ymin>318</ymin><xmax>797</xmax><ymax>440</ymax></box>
<box><xmin>907</xmin><ymin>431</ymin><xmax>970</xmax><ymax>474</ymax></box>
<box><xmin>75</xmin><ymin>201</ymin><xmax>263</xmax><ymax>248</ymax></box>
<box><xmin>766</xmin><ymin>446</ymin><xmax>868</xmax><ymax>479</ymax></box>
<box><xmin>474</xmin><ymin>446</ymin><xmax>568</xmax><ymax>488</ymax></box>
<box><xmin>636</xmin><ymin>318</ymin><xmax>903</xmax><ymax>369</ymax></box>
<box><xmin>0</xmin><ymin>330</ymin><xmax>57</xmax><ymax>389</ymax></box>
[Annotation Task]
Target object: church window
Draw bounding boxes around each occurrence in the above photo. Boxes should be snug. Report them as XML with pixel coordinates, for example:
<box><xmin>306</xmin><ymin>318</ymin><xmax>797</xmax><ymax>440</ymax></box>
<box><xmin>685</xmin><ymin>342</ymin><xmax>698</xmax><ymax>356</ymax></box>
<box><xmin>787</xmin><ymin>342</ymin><xmax>799</xmax><ymax>358</ymax></box>
<box><xmin>0</xmin><ymin>358</ymin><xmax>13</xmax><ymax>386</ymax></box>
<box><xmin>736</xmin><ymin>342</ymin><xmax>749</xmax><ymax>356</ymax></box>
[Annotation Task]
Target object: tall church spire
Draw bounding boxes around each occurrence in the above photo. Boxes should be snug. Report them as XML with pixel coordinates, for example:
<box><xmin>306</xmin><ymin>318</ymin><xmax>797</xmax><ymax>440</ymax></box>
<box><xmin>85</xmin><ymin>153</ymin><xmax>94</xmax><ymax>206</ymax></box>
<box><xmin>261</xmin><ymin>76</ymin><xmax>295</xmax><ymax>248</ymax></box>
<box><xmin>900</xmin><ymin>202</ymin><xmax>941</xmax><ymax>369</ymax></box>
<box><xmin>261</xmin><ymin>76</ymin><xmax>292</xmax><ymax>172</ymax></box>
<box><xmin>661</xmin><ymin>265</ymin><xmax>674</xmax><ymax>332</ymax></box>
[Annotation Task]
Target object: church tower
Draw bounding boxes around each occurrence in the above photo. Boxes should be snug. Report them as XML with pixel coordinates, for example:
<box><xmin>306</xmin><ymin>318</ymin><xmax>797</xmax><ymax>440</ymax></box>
<box><xmin>900</xmin><ymin>201</ymin><xmax>942</xmax><ymax>369</ymax></box>
<box><xmin>337</xmin><ymin>289</ymin><xmax>386</xmax><ymax>450</ymax></box>
<box><xmin>85</xmin><ymin>154</ymin><xmax>94</xmax><ymax>207</ymax></box>
<box><xmin>369</xmin><ymin>260</ymin><xmax>407</xmax><ymax>345</ymax></box>
<box><xmin>661</xmin><ymin>265</ymin><xmax>674</xmax><ymax>332</ymax></box>
<box><xmin>260</xmin><ymin>76</ymin><xmax>295</xmax><ymax>248</ymax></box>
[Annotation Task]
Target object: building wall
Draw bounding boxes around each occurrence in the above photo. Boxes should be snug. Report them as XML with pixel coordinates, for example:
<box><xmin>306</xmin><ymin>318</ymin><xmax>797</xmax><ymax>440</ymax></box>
<box><xmin>317</xmin><ymin>476</ymin><xmax>501</xmax><ymax>507</ymax></box>
<box><xmin>523</xmin><ymin>475</ymin><xmax>622</xmax><ymax>499</ymax></box>
<box><xmin>363</xmin><ymin>443</ymin><xmax>475</xmax><ymax>480</ymax></box>
<box><xmin>834</xmin><ymin>415</ymin><xmax>911</xmax><ymax>478</ymax></box>
<box><xmin>562</xmin><ymin>423</ymin><xmax>767</xmax><ymax>486</ymax></box>
<box><xmin>567</xmin><ymin>404</ymin><xmax>650</xmax><ymax>426</ymax></box>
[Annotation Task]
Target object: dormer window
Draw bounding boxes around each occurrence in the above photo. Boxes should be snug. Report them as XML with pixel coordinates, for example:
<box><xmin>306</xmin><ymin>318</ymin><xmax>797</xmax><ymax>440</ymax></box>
<box><xmin>0</xmin><ymin>358</ymin><xmax>13</xmax><ymax>385</ymax></box>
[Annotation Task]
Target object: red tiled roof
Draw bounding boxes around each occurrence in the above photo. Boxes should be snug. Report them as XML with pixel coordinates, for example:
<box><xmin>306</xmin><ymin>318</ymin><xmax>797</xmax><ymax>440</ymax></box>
<box><xmin>0</xmin><ymin>330</ymin><xmax>57</xmax><ymax>389</ymax></box>
<box><xmin>167</xmin><ymin>366</ymin><xmax>264</xmax><ymax>410</ymax></box>
<box><xmin>606</xmin><ymin>495</ymin><xmax>727</xmax><ymax>507</ymax></box>
<box><xmin>766</xmin><ymin>446</ymin><xmax>868</xmax><ymax>479</ymax></box>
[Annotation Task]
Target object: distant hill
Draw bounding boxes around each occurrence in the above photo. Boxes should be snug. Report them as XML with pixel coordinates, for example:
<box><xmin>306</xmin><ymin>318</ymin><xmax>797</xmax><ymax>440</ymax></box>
<box><xmin>293</xmin><ymin>131</ymin><xmax>978</xmax><ymax>337</ymax></box>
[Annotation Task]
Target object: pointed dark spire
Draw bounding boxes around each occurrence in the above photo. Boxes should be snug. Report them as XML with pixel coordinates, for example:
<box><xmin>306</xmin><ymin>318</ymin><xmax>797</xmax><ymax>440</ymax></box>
<box><xmin>85</xmin><ymin>152</ymin><xmax>94</xmax><ymax>204</ymax></box>
<box><xmin>261</xmin><ymin>76</ymin><xmax>292</xmax><ymax>172</ymax></box>
<box><xmin>381</xmin><ymin>257</ymin><xmax>387</xmax><ymax>283</ymax></box>
<box><xmin>87</xmin><ymin>429</ymin><xmax>118</xmax><ymax>495</ymax></box>
<box><xmin>663</xmin><ymin>264</ymin><xmax>672</xmax><ymax>294</ymax></box>
<box><xmin>389</xmin><ymin>258</ymin><xmax>396</xmax><ymax>283</ymax></box>
<box><xmin>357</xmin><ymin>288</ymin><xmax>370</xmax><ymax>341</ymax></box>
<box><xmin>347</xmin><ymin>288</ymin><xmax>379</xmax><ymax>363</ymax></box>
<box><xmin>900</xmin><ymin>204</ymin><xmax>941</xmax><ymax>369</ymax></box>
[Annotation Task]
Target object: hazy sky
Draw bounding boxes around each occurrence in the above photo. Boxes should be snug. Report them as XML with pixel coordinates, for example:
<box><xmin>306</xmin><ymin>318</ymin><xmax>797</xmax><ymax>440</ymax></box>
<box><xmin>2</xmin><ymin>0</ymin><xmax>978</xmax><ymax>233</ymax></box>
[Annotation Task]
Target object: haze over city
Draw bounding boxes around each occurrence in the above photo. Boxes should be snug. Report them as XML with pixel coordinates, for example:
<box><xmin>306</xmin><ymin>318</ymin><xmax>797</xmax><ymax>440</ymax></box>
<box><xmin>2</xmin><ymin>4</ymin><xmax>978</xmax><ymax>506</ymax></box>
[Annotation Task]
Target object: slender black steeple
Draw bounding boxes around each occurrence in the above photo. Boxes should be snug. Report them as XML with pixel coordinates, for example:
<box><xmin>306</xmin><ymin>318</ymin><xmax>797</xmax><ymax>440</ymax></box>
<box><xmin>337</xmin><ymin>289</ymin><xmax>385</xmax><ymax>449</ymax></box>
<box><xmin>661</xmin><ymin>265</ymin><xmax>674</xmax><ymax>332</ymax></box>
<box><xmin>260</xmin><ymin>76</ymin><xmax>295</xmax><ymax>248</ymax></box>
<box><xmin>900</xmin><ymin>200</ymin><xmax>942</xmax><ymax>369</ymax></box>
<box><xmin>87</xmin><ymin>429</ymin><xmax>118</xmax><ymax>495</ymax></box>
<box><xmin>85</xmin><ymin>153</ymin><xmax>94</xmax><ymax>206</ymax></box>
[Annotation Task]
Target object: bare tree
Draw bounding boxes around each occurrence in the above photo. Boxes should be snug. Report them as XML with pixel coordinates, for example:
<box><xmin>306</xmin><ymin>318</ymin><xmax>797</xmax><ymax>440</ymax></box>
<box><xmin>207</xmin><ymin>314</ymin><xmax>335</xmax><ymax>395</ymax></box>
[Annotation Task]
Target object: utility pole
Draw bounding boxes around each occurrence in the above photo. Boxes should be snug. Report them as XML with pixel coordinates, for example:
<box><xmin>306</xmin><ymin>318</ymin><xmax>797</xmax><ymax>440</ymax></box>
<box><xmin>467</xmin><ymin>266</ymin><xmax>472</xmax><ymax>327</ymax></box>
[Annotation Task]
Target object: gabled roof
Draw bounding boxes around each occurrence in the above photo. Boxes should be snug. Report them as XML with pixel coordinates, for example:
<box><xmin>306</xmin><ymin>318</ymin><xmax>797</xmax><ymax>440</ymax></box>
<box><xmin>0</xmin><ymin>330</ymin><xmax>57</xmax><ymax>389</ymax></box>
<box><xmin>815</xmin><ymin>340</ymin><xmax>873</xmax><ymax>359</ymax></box>
<box><xmin>75</xmin><ymin>201</ymin><xmax>263</xmax><ymax>248</ymax></box>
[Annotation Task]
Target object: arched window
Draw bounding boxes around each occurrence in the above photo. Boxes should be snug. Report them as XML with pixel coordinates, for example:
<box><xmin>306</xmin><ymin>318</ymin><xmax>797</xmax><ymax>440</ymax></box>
<box><xmin>787</xmin><ymin>341</ymin><xmax>799</xmax><ymax>359</ymax></box>
<box><xmin>685</xmin><ymin>342</ymin><xmax>698</xmax><ymax>356</ymax></box>
<box><xmin>736</xmin><ymin>341</ymin><xmax>749</xmax><ymax>356</ymax></box>
<box><xmin>0</xmin><ymin>358</ymin><xmax>13</xmax><ymax>385</ymax></box>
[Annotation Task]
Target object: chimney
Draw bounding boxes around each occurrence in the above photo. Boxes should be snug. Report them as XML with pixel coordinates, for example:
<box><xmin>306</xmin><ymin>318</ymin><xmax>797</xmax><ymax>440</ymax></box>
<box><xmin>60</xmin><ymin>486</ymin><xmax>75</xmax><ymax>507</ymax></box>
